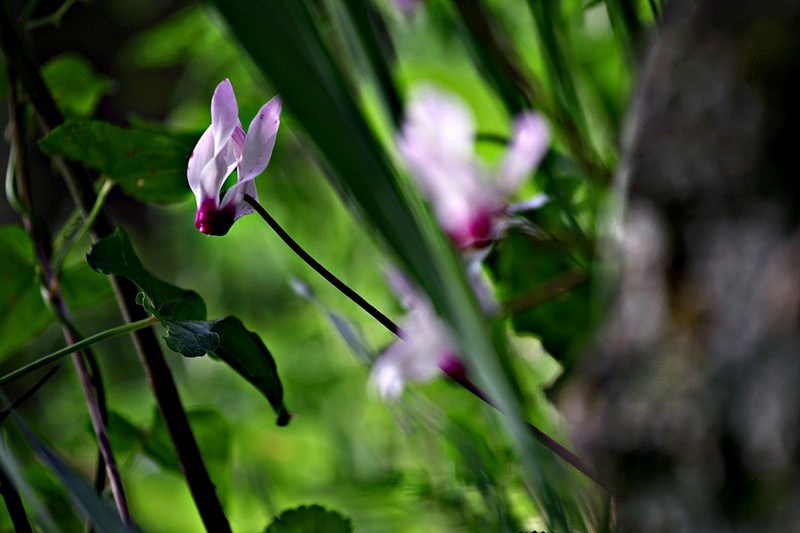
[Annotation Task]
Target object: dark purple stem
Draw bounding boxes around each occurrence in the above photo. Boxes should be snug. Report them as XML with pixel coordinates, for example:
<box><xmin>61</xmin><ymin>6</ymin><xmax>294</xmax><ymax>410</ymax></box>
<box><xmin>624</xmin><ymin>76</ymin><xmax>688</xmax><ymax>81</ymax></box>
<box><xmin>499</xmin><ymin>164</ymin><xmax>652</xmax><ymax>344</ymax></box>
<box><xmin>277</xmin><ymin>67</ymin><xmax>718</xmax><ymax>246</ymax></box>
<box><xmin>443</xmin><ymin>366</ymin><xmax>605</xmax><ymax>488</ymax></box>
<box><xmin>242</xmin><ymin>196</ymin><xmax>602</xmax><ymax>487</ymax></box>
<box><xmin>244</xmin><ymin>194</ymin><xmax>400</xmax><ymax>335</ymax></box>
<box><xmin>5</xmin><ymin>65</ymin><xmax>132</xmax><ymax>526</ymax></box>
<box><xmin>0</xmin><ymin>8</ymin><xmax>231</xmax><ymax>529</ymax></box>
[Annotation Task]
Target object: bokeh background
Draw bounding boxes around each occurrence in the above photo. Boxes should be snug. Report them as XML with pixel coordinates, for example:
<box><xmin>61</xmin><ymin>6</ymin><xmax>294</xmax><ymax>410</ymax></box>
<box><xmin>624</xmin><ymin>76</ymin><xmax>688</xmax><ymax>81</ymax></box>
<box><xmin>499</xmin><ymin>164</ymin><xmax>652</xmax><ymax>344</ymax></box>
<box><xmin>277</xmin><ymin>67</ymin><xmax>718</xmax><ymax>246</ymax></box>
<box><xmin>1</xmin><ymin>0</ymin><xmax>632</xmax><ymax>530</ymax></box>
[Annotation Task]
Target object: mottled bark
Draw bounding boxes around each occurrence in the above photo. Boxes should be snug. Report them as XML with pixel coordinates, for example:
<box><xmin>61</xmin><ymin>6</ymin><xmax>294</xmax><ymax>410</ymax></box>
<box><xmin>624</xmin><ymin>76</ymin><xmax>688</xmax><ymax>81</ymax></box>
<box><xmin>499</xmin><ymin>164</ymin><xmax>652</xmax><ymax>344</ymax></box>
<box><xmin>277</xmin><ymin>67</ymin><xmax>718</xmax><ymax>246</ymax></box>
<box><xmin>567</xmin><ymin>1</ymin><xmax>800</xmax><ymax>530</ymax></box>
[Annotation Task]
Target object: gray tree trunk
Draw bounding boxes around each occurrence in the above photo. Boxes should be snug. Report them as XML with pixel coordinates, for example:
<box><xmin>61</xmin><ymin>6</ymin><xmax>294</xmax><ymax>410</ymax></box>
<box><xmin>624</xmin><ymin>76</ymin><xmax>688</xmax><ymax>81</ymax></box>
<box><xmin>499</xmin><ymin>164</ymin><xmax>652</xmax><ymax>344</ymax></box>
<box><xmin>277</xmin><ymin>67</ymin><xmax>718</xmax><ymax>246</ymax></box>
<box><xmin>568</xmin><ymin>1</ymin><xmax>800</xmax><ymax>530</ymax></box>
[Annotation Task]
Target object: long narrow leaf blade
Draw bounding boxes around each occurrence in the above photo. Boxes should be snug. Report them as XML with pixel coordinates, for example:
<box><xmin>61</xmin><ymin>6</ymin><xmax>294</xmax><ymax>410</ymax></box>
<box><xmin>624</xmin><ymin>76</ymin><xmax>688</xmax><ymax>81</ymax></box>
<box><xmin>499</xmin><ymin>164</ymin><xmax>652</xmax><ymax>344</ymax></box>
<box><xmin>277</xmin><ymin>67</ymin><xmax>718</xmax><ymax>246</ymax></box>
<box><xmin>13</xmin><ymin>417</ymin><xmax>135</xmax><ymax>533</ymax></box>
<box><xmin>208</xmin><ymin>2</ymin><xmax>584</xmax><ymax>528</ymax></box>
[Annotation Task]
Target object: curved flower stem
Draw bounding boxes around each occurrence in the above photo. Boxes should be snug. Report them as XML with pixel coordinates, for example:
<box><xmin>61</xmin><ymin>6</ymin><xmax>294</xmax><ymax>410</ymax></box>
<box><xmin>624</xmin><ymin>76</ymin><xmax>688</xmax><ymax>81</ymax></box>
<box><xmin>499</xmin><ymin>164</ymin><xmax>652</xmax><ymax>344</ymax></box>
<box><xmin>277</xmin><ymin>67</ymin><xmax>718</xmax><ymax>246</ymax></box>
<box><xmin>249</xmin><ymin>194</ymin><xmax>602</xmax><ymax>486</ymax></box>
<box><xmin>0</xmin><ymin>317</ymin><xmax>159</xmax><ymax>386</ymax></box>
<box><xmin>244</xmin><ymin>194</ymin><xmax>400</xmax><ymax>335</ymax></box>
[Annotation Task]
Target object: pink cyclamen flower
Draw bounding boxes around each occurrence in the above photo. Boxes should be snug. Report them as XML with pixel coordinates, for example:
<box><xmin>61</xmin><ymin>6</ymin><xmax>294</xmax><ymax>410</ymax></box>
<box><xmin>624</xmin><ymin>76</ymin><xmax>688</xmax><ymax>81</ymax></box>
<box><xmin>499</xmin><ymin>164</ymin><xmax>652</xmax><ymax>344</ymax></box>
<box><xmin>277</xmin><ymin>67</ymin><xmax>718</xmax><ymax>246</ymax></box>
<box><xmin>188</xmin><ymin>79</ymin><xmax>281</xmax><ymax>236</ymax></box>
<box><xmin>370</xmin><ymin>265</ymin><xmax>495</xmax><ymax>399</ymax></box>
<box><xmin>397</xmin><ymin>86</ymin><xmax>550</xmax><ymax>249</ymax></box>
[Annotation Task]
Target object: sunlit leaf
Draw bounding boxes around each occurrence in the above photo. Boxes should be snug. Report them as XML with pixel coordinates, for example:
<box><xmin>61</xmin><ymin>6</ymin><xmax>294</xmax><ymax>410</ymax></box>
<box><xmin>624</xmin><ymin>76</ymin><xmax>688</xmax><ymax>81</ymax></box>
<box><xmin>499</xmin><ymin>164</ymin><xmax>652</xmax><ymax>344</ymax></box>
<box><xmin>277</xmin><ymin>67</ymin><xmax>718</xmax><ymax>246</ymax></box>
<box><xmin>38</xmin><ymin>120</ymin><xmax>194</xmax><ymax>204</ymax></box>
<box><xmin>266</xmin><ymin>504</ymin><xmax>353</xmax><ymax>533</ymax></box>
<box><xmin>42</xmin><ymin>53</ymin><xmax>113</xmax><ymax>119</ymax></box>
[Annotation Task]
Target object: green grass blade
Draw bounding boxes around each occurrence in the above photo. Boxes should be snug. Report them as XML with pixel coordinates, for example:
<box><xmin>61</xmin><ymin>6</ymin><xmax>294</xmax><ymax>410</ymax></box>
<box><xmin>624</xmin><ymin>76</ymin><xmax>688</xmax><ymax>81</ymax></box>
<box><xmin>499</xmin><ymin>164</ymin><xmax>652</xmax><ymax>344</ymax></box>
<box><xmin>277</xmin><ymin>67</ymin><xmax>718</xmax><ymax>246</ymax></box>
<box><xmin>208</xmin><ymin>1</ymin><xmax>588</xmax><ymax>527</ymax></box>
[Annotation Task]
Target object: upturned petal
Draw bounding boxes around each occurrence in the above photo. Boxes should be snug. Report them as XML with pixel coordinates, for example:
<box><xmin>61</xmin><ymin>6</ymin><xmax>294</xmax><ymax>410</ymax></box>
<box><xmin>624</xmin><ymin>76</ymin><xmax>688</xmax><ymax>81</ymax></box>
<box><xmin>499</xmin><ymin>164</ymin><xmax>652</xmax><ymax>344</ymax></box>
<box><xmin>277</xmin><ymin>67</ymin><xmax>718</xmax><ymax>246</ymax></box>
<box><xmin>220</xmin><ymin>176</ymin><xmax>258</xmax><ymax>221</ymax></box>
<box><xmin>496</xmin><ymin>112</ymin><xmax>550</xmax><ymax>194</ymax></box>
<box><xmin>187</xmin><ymin>126</ymin><xmax>215</xmax><ymax>205</ymax></box>
<box><xmin>397</xmin><ymin>86</ymin><xmax>476</xmax><ymax>197</ymax></box>
<box><xmin>239</xmin><ymin>96</ymin><xmax>282</xmax><ymax>182</ymax></box>
<box><xmin>211</xmin><ymin>79</ymin><xmax>240</xmax><ymax>156</ymax></box>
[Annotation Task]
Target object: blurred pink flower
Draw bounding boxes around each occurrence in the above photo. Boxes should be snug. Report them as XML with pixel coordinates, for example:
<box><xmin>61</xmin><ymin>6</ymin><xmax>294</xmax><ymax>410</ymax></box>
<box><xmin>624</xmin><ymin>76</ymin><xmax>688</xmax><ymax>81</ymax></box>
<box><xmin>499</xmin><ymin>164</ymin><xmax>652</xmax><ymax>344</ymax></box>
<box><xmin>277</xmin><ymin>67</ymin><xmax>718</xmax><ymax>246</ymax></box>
<box><xmin>394</xmin><ymin>0</ymin><xmax>422</xmax><ymax>16</ymax></box>
<box><xmin>370</xmin><ymin>264</ymin><xmax>495</xmax><ymax>399</ymax></box>
<box><xmin>397</xmin><ymin>86</ymin><xmax>550</xmax><ymax>249</ymax></box>
<box><xmin>370</xmin><ymin>271</ymin><xmax>457</xmax><ymax>399</ymax></box>
<box><xmin>188</xmin><ymin>79</ymin><xmax>281</xmax><ymax>236</ymax></box>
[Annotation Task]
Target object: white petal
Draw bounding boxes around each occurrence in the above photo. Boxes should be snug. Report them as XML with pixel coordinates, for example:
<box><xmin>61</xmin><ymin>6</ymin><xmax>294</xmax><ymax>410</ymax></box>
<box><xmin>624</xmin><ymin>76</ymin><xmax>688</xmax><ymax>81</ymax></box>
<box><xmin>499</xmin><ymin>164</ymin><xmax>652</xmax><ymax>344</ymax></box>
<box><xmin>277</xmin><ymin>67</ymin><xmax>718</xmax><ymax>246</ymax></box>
<box><xmin>397</xmin><ymin>86</ymin><xmax>476</xmax><ymax>196</ymax></box>
<box><xmin>496</xmin><ymin>112</ymin><xmax>550</xmax><ymax>194</ymax></box>
<box><xmin>187</xmin><ymin>126</ymin><xmax>215</xmax><ymax>206</ymax></box>
<box><xmin>211</xmin><ymin>79</ymin><xmax>240</xmax><ymax>156</ymax></box>
<box><xmin>369</xmin><ymin>302</ymin><xmax>454</xmax><ymax>399</ymax></box>
<box><xmin>507</xmin><ymin>193</ymin><xmax>550</xmax><ymax>214</ymax></box>
<box><xmin>239</xmin><ymin>96</ymin><xmax>282</xmax><ymax>182</ymax></box>
<box><xmin>220</xmin><ymin>177</ymin><xmax>258</xmax><ymax>221</ymax></box>
<box><xmin>197</xmin><ymin>139</ymin><xmax>237</xmax><ymax>205</ymax></box>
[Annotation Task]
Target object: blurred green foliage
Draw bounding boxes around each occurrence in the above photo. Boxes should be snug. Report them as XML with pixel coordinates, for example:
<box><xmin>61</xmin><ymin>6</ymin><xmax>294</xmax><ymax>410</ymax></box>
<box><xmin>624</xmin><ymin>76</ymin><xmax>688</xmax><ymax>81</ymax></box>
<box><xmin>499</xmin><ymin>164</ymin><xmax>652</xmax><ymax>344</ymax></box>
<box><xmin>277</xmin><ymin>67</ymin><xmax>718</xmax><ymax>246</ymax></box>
<box><xmin>0</xmin><ymin>0</ymin><xmax>644</xmax><ymax>530</ymax></box>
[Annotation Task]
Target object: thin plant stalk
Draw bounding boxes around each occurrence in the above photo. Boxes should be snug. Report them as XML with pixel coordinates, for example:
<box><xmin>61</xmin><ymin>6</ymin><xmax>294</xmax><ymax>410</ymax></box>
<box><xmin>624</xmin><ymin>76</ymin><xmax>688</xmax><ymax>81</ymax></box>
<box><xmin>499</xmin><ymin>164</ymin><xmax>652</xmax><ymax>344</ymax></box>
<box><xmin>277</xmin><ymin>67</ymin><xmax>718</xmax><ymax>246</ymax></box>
<box><xmin>52</xmin><ymin>178</ymin><xmax>115</xmax><ymax>278</ymax></box>
<box><xmin>244</xmin><ymin>194</ymin><xmax>400</xmax><ymax>335</ymax></box>
<box><xmin>5</xmin><ymin>68</ymin><xmax>132</xmax><ymax>526</ymax></box>
<box><xmin>0</xmin><ymin>317</ymin><xmax>158</xmax><ymax>386</ymax></box>
<box><xmin>246</xmin><ymin>195</ymin><xmax>603</xmax><ymax>488</ymax></box>
<box><xmin>0</xmin><ymin>466</ymin><xmax>33</xmax><ymax>533</ymax></box>
<box><xmin>0</xmin><ymin>6</ymin><xmax>233</xmax><ymax>529</ymax></box>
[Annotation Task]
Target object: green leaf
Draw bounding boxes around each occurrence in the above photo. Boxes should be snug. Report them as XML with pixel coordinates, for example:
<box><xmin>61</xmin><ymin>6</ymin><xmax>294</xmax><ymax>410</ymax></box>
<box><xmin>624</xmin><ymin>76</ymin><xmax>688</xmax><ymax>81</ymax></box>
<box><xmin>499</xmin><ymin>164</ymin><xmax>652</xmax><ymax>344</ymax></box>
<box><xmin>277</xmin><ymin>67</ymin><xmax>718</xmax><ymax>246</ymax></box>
<box><xmin>41</xmin><ymin>53</ymin><xmax>113</xmax><ymax>119</ymax></box>
<box><xmin>14</xmin><ymin>417</ymin><xmax>135</xmax><ymax>533</ymax></box>
<box><xmin>339</xmin><ymin>0</ymin><xmax>402</xmax><ymax>125</ymax></box>
<box><xmin>60</xmin><ymin>263</ymin><xmax>116</xmax><ymax>309</ymax></box>
<box><xmin>490</xmin><ymin>233</ymin><xmax>591</xmax><ymax>372</ymax></box>
<box><xmin>0</xmin><ymin>435</ymin><xmax>59</xmax><ymax>533</ymax></box>
<box><xmin>86</xmin><ymin>228</ymin><xmax>206</xmax><ymax>321</ymax></box>
<box><xmin>266</xmin><ymin>504</ymin><xmax>353</xmax><ymax>533</ymax></box>
<box><xmin>0</xmin><ymin>225</ymin><xmax>48</xmax><ymax>359</ymax></box>
<box><xmin>210</xmin><ymin>317</ymin><xmax>290</xmax><ymax>426</ymax></box>
<box><xmin>162</xmin><ymin>319</ymin><xmax>220</xmax><ymax>358</ymax></box>
<box><xmin>451</xmin><ymin>1</ymin><xmax>532</xmax><ymax>114</ymax></box>
<box><xmin>38</xmin><ymin>120</ymin><xmax>195</xmax><ymax>204</ymax></box>
<box><xmin>87</xmin><ymin>228</ymin><xmax>288</xmax><ymax>421</ymax></box>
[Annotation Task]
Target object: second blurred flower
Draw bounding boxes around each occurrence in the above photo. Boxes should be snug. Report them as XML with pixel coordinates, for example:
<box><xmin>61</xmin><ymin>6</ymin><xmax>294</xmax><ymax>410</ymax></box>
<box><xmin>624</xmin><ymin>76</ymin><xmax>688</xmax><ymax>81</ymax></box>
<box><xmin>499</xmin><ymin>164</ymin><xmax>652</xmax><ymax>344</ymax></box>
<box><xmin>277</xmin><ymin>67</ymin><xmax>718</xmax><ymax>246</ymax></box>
<box><xmin>397</xmin><ymin>86</ymin><xmax>550</xmax><ymax>249</ymax></box>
